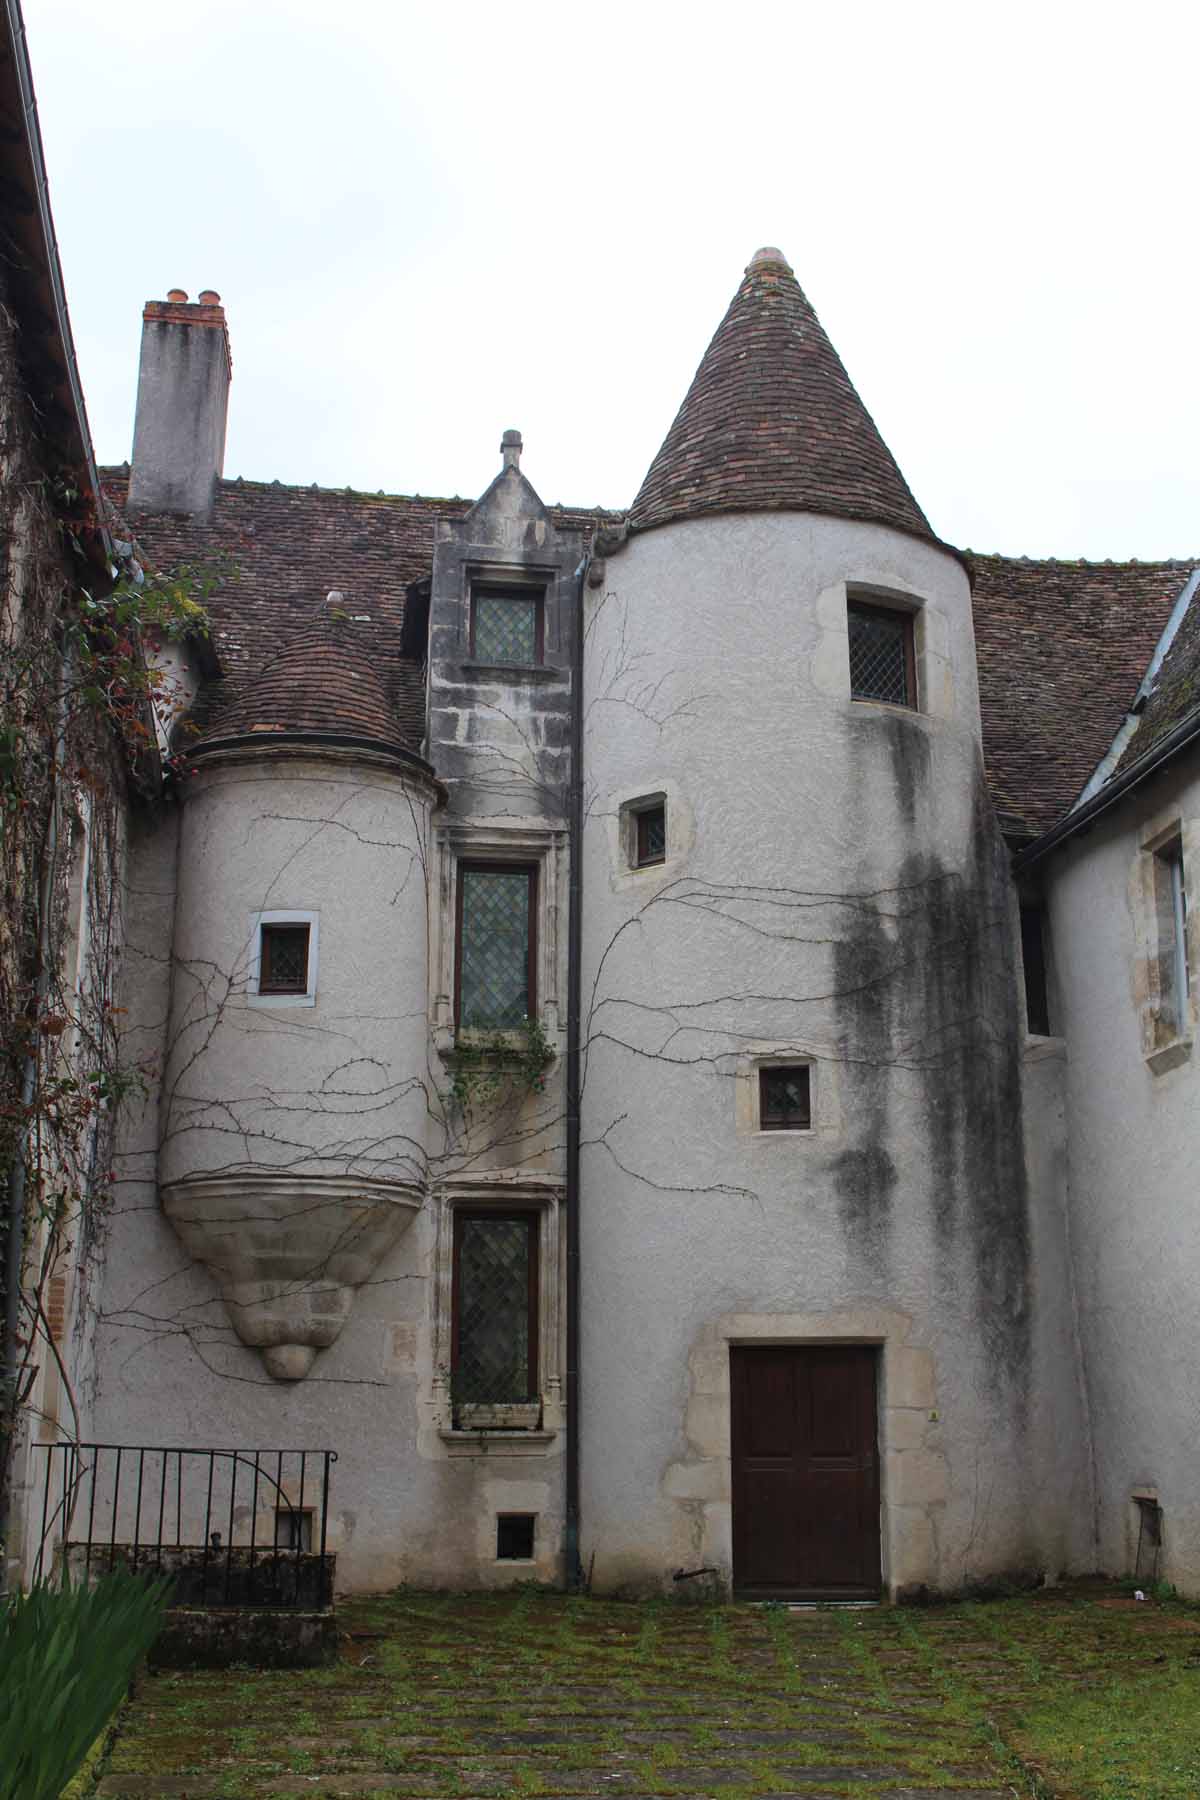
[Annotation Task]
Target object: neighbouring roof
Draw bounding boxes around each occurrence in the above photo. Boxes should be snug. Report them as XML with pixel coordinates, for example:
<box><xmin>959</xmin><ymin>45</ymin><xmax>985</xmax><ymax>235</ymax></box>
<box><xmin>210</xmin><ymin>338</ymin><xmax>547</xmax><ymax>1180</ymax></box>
<box><xmin>1114</xmin><ymin>573</ymin><xmax>1200</xmax><ymax>776</ymax></box>
<box><xmin>969</xmin><ymin>554</ymin><xmax>1197</xmax><ymax>839</ymax></box>
<box><xmin>102</xmin><ymin>473</ymin><xmax>609</xmax><ymax>754</ymax></box>
<box><xmin>0</xmin><ymin>0</ymin><xmax>105</xmax><ymax>553</ymax></box>
<box><xmin>629</xmin><ymin>246</ymin><xmax>935</xmax><ymax>545</ymax></box>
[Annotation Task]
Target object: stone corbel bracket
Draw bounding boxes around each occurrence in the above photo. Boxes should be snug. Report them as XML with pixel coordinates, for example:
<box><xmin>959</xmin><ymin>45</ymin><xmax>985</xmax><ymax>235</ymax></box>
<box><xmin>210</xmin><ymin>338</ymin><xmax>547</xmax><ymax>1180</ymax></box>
<box><xmin>161</xmin><ymin>1172</ymin><xmax>423</xmax><ymax>1380</ymax></box>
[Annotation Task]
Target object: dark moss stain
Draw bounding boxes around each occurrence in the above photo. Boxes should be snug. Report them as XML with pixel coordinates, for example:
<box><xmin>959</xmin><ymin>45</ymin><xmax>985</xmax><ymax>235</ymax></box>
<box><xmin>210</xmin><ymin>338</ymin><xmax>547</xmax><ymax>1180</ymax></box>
<box><xmin>832</xmin><ymin>899</ymin><xmax>897</xmax><ymax>1266</ymax></box>
<box><xmin>836</xmin><ymin>729</ymin><xmax>1031</xmax><ymax>1399</ymax></box>
<box><xmin>882</xmin><ymin>708</ymin><xmax>932</xmax><ymax>827</ymax></box>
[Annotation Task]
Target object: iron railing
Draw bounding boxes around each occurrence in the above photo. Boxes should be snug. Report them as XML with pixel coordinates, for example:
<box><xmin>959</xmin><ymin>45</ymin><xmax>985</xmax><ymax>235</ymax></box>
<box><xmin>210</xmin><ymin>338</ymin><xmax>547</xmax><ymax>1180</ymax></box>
<box><xmin>33</xmin><ymin>1443</ymin><xmax>337</xmax><ymax>1608</ymax></box>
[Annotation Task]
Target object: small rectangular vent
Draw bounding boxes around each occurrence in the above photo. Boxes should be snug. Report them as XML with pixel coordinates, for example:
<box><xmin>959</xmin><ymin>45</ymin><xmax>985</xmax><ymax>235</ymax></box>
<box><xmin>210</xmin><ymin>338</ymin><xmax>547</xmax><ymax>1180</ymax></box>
<box><xmin>496</xmin><ymin>1513</ymin><xmax>536</xmax><ymax>1561</ymax></box>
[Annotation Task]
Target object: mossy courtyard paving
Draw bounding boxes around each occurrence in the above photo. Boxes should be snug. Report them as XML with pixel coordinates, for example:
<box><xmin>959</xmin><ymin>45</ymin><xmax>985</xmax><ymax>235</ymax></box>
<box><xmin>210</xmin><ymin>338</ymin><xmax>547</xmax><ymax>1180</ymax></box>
<box><xmin>97</xmin><ymin>1584</ymin><xmax>1200</xmax><ymax>1799</ymax></box>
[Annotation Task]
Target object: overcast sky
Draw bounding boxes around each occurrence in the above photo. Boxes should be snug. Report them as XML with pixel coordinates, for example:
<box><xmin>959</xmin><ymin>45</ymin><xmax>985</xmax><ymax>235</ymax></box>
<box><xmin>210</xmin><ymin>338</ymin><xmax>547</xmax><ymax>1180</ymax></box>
<box><xmin>28</xmin><ymin>0</ymin><xmax>1200</xmax><ymax>559</ymax></box>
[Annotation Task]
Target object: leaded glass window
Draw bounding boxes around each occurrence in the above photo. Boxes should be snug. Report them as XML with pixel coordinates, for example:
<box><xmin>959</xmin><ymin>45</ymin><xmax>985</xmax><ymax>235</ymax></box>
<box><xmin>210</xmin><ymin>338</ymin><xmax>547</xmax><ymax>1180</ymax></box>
<box><xmin>471</xmin><ymin>585</ymin><xmax>542</xmax><ymax>666</ymax></box>
<box><xmin>759</xmin><ymin>1065</ymin><xmax>812</xmax><ymax>1131</ymax></box>
<box><xmin>847</xmin><ymin>600</ymin><xmax>915</xmax><ymax>707</ymax></box>
<box><xmin>457</xmin><ymin>864</ymin><xmax>535</xmax><ymax>1028</ymax></box>
<box><xmin>453</xmin><ymin>1213</ymin><xmax>537</xmax><ymax>1405</ymax></box>
<box><xmin>259</xmin><ymin>923</ymin><xmax>310</xmax><ymax>994</ymax></box>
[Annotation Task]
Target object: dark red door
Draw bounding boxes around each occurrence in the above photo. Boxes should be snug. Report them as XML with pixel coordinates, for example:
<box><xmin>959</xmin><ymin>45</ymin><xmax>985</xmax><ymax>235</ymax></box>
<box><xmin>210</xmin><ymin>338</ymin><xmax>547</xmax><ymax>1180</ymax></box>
<box><xmin>731</xmin><ymin>1345</ymin><xmax>881</xmax><ymax>1600</ymax></box>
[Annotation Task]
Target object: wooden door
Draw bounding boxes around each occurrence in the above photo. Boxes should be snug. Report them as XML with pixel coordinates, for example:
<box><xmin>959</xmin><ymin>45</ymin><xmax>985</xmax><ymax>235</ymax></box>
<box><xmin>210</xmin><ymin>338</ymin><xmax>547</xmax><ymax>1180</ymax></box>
<box><xmin>731</xmin><ymin>1345</ymin><xmax>881</xmax><ymax>1600</ymax></box>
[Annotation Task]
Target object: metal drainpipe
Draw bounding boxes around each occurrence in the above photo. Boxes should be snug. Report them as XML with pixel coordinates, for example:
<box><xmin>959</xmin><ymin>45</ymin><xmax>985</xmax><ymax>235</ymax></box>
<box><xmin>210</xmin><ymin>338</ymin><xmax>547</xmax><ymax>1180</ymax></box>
<box><xmin>0</xmin><ymin>654</ymin><xmax>71</xmax><ymax>1584</ymax></box>
<box><xmin>564</xmin><ymin>553</ymin><xmax>588</xmax><ymax>1591</ymax></box>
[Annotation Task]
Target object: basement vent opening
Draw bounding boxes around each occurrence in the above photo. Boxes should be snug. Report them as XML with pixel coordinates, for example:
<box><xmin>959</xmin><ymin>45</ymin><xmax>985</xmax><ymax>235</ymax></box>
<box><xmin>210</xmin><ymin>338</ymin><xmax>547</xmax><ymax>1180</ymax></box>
<box><xmin>275</xmin><ymin>1507</ymin><xmax>314</xmax><ymax>1551</ymax></box>
<box><xmin>496</xmin><ymin>1513</ymin><xmax>536</xmax><ymax>1561</ymax></box>
<box><xmin>1133</xmin><ymin>1495</ymin><xmax>1163</xmax><ymax>1585</ymax></box>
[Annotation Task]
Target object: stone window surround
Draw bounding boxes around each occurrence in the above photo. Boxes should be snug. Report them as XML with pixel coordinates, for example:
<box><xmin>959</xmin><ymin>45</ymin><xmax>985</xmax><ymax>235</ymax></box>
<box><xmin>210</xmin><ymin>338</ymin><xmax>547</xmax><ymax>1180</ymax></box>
<box><xmin>665</xmin><ymin>1306</ymin><xmax>944</xmax><ymax>1602</ymax></box>
<box><xmin>1136</xmin><ymin>809</ymin><xmax>1194</xmax><ymax>1074</ymax></box>
<box><xmin>733</xmin><ymin>1043</ymin><xmax>841</xmax><ymax>1142</ymax></box>
<box><xmin>607</xmin><ymin>778</ymin><xmax>691</xmax><ymax>894</ymax></box>
<box><xmin>246</xmin><ymin>909</ymin><xmax>319</xmax><ymax>1009</ymax></box>
<box><xmin>430</xmin><ymin>1176</ymin><xmax>564</xmax><ymax>1457</ymax></box>
<box><xmin>809</xmin><ymin>577</ymin><xmax>957</xmax><ymax>725</ymax></box>
<box><xmin>431</xmin><ymin>820</ymin><xmax>565</xmax><ymax>1056</ymax></box>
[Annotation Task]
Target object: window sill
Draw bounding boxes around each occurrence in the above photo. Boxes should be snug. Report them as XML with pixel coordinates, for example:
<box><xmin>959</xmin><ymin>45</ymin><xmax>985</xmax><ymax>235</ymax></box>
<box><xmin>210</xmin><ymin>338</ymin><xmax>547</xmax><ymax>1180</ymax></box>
<box><xmin>438</xmin><ymin>1428</ymin><xmax>558</xmax><ymax>1459</ymax></box>
<box><xmin>1146</xmin><ymin>1036</ymin><xmax>1192</xmax><ymax>1077</ymax></box>
<box><xmin>1023</xmin><ymin>1034</ymin><xmax>1066</xmax><ymax>1064</ymax></box>
<box><xmin>248</xmin><ymin>992</ymin><xmax>317</xmax><ymax>1009</ymax></box>
<box><xmin>460</xmin><ymin>661</ymin><xmax>562</xmax><ymax>684</ymax></box>
<box><xmin>437</xmin><ymin>1027</ymin><xmax>559</xmax><ymax>1066</ymax></box>
<box><xmin>849</xmin><ymin>696</ymin><xmax>920</xmax><ymax>715</ymax></box>
<box><xmin>756</xmin><ymin>1127</ymin><xmax>815</xmax><ymax>1137</ymax></box>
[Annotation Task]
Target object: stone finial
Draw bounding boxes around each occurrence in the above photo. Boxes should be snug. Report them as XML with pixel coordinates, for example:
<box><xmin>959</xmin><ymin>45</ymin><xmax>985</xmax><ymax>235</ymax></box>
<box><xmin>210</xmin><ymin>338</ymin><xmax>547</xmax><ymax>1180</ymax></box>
<box><xmin>501</xmin><ymin>428</ymin><xmax>523</xmax><ymax>472</ymax></box>
<box><xmin>747</xmin><ymin>246</ymin><xmax>792</xmax><ymax>273</ymax></box>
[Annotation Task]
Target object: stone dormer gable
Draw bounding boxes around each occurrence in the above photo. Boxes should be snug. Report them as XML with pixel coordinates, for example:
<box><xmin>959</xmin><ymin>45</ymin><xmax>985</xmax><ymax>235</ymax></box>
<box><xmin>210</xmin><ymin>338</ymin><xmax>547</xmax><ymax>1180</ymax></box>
<box><xmin>629</xmin><ymin>247</ymin><xmax>934</xmax><ymax>544</ymax></box>
<box><xmin>458</xmin><ymin>428</ymin><xmax>556</xmax><ymax>551</ymax></box>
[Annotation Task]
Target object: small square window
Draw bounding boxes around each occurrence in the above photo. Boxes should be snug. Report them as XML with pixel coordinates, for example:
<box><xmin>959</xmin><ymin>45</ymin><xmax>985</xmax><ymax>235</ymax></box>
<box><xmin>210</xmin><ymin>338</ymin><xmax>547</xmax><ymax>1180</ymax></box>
<box><xmin>274</xmin><ymin>1507</ymin><xmax>313</xmax><ymax>1551</ymax></box>
<box><xmin>635</xmin><ymin>802</ymin><xmax>666</xmax><ymax>868</ymax></box>
<box><xmin>759</xmin><ymin>1065</ymin><xmax>812</xmax><ymax>1132</ymax></box>
<box><xmin>259</xmin><ymin>923</ymin><xmax>310</xmax><ymax>995</ymax></box>
<box><xmin>848</xmin><ymin>599</ymin><xmax>916</xmax><ymax>708</ymax></box>
<box><xmin>471</xmin><ymin>584</ymin><xmax>543</xmax><ymax>666</ymax></box>
<box><xmin>496</xmin><ymin>1513</ymin><xmax>536</xmax><ymax>1560</ymax></box>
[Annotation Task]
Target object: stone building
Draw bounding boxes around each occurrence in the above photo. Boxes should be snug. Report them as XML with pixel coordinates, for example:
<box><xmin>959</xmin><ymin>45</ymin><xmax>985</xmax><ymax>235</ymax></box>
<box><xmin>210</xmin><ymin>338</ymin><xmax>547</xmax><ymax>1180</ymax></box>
<box><xmin>3</xmin><ymin>10</ymin><xmax>1197</xmax><ymax>1600</ymax></box>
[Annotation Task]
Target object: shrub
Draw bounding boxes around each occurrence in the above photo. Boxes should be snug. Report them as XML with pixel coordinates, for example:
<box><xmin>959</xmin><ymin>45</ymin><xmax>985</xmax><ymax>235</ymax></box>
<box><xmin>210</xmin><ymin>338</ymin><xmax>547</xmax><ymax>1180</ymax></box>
<box><xmin>0</xmin><ymin>1569</ymin><xmax>170</xmax><ymax>1800</ymax></box>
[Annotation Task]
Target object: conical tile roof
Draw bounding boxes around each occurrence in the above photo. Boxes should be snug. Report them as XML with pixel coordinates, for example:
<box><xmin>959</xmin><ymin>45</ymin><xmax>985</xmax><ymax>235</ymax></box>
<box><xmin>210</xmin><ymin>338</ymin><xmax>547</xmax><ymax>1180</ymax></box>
<box><xmin>629</xmin><ymin>248</ymin><xmax>934</xmax><ymax>543</ymax></box>
<box><xmin>196</xmin><ymin>602</ymin><xmax>409</xmax><ymax>756</ymax></box>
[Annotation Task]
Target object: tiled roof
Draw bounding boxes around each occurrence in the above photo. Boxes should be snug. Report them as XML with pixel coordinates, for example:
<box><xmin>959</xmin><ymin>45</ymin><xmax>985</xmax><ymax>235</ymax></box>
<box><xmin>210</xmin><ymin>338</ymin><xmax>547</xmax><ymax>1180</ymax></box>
<box><xmin>1114</xmin><ymin>572</ymin><xmax>1200</xmax><ymax>775</ymax></box>
<box><xmin>969</xmin><ymin>554</ymin><xmax>1196</xmax><ymax>838</ymax></box>
<box><xmin>102</xmin><ymin>473</ymin><xmax>608</xmax><ymax>754</ymax></box>
<box><xmin>629</xmin><ymin>247</ymin><xmax>934</xmax><ymax>543</ymax></box>
<box><xmin>199</xmin><ymin>605</ymin><xmax>407</xmax><ymax>754</ymax></box>
<box><xmin>103</xmin><ymin>474</ymin><xmax>1197</xmax><ymax>843</ymax></box>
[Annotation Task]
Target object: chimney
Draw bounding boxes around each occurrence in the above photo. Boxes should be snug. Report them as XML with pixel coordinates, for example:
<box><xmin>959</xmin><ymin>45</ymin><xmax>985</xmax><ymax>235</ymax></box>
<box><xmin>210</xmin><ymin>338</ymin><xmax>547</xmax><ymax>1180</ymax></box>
<box><xmin>128</xmin><ymin>288</ymin><xmax>231</xmax><ymax>515</ymax></box>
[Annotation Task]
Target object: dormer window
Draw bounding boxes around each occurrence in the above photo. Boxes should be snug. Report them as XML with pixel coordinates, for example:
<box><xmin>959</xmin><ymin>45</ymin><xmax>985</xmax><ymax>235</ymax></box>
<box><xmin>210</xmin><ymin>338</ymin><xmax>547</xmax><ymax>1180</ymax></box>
<box><xmin>470</xmin><ymin>583</ymin><xmax>544</xmax><ymax>667</ymax></box>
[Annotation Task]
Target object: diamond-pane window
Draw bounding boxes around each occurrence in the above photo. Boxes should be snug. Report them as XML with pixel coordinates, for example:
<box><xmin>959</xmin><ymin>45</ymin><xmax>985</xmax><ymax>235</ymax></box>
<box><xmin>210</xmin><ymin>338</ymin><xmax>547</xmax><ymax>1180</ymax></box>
<box><xmin>635</xmin><ymin>803</ymin><xmax>667</xmax><ymax>867</ymax></box>
<box><xmin>759</xmin><ymin>1064</ymin><xmax>812</xmax><ymax>1131</ymax></box>
<box><xmin>457</xmin><ymin>864</ymin><xmax>535</xmax><ymax>1028</ymax></box>
<box><xmin>472</xmin><ymin>586</ymin><xmax>541</xmax><ymax>666</ymax></box>
<box><xmin>453</xmin><ymin>1213</ymin><xmax>537</xmax><ymax>1404</ymax></box>
<box><xmin>847</xmin><ymin>600</ymin><xmax>915</xmax><ymax>707</ymax></box>
<box><xmin>259</xmin><ymin>923</ymin><xmax>310</xmax><ymax>994</ymax></box>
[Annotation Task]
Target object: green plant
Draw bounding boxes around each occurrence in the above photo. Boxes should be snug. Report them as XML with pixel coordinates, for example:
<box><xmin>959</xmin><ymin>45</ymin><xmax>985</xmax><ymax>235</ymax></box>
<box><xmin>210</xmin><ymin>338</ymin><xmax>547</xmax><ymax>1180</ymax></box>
<box><xmin>448</xmin><ymin>1014</ymin><xmax>556</xmax><ymax>1110</ymax></box>
<box><xmin>0</xmin><ymin>1569</ymin><xmax>171</xmax><ymax>1800</ymax></box>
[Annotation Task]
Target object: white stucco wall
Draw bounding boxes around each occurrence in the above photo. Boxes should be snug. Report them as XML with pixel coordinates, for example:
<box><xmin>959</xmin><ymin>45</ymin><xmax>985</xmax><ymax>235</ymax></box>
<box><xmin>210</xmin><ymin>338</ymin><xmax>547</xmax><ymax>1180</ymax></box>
<box><xmin>1045</xmin><ymin>750</ymin><xmax>1200</xmax><ymax>1593</ymax></box>
<box><xmin>579</xmin><ymin>511</ymin><xmax>1091</xmax><ymax>1597</ymax></box>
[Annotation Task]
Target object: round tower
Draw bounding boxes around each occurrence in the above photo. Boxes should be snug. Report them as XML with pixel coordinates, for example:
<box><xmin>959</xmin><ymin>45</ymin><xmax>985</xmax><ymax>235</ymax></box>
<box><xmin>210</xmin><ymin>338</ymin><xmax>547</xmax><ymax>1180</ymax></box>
<box><xmin>579</xmin><ymin>249</ymin><xmax>1076</xmax><ymax>1598</ymax></box>
<box><xmin>159</xmin><ymin>601</ymin><xmax>440</xmax><ymax>1379</ymax></box>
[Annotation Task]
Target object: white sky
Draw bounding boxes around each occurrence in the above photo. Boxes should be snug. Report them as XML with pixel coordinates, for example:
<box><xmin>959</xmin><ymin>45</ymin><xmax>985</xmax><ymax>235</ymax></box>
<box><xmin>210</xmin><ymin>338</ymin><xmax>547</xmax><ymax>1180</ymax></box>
<box><xmin>28</xmin><ymin>0</ymin><xmax>1200</xmax><ymax>559</ymax></box>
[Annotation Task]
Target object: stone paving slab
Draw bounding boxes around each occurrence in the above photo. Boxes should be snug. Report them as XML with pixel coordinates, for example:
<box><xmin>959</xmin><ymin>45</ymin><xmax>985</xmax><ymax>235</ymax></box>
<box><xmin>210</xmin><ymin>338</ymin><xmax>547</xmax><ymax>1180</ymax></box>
<box><xmin>93</xmin><ymin>1585</ymin><xmax>1200</xmax><ymax>1799</ymax></box>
